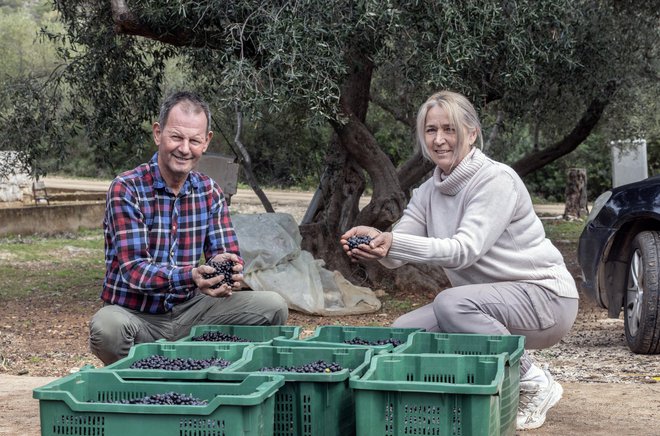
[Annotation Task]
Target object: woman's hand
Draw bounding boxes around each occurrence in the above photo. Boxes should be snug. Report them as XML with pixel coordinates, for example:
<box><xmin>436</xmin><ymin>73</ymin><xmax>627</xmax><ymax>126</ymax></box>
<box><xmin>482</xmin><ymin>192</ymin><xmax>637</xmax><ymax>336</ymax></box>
<box><xmin>192</xmin><ymin>253</ymin><xmax>245</xmax><ymax>297</ymax></box>
<box><xmin>340</xmin><ymin>226</ymin><xmax>393</xmax><ymax>262</ymax></box>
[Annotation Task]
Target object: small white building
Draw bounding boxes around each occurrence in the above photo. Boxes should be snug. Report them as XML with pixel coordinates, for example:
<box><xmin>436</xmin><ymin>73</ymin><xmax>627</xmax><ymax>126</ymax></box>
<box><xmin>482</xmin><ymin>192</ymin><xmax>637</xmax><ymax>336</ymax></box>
<box><xmin>0</xmin><ymin>151</ymin><xmax>31</xmax><ymax>202</ymax></box>
<box><xmin>611</xmin><ymin>139</ymin><xmax>648</xmax><ymax>188</ymax></box>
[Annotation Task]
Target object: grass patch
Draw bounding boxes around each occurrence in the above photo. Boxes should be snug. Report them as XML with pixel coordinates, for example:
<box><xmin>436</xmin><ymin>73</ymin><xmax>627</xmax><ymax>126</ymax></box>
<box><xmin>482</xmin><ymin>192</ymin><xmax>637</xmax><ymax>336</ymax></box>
<box><xmin>0</xmin><ymin>230</ymin><xmax>104</xmax><ymax>300</ymax></box>
<box><xmin>382</xmin><ymin>295</ymin><xmax>416</xmax><ymax>313</ymax></box>
<box><xmin>542</xmin><ymin>219</ymin><xmax>585</xmax><ymax>242</ymax></box>
<box><xmin>0</xmin><ymin>221</ymin><xmax>582</xmax><ymax>302</ymax></box>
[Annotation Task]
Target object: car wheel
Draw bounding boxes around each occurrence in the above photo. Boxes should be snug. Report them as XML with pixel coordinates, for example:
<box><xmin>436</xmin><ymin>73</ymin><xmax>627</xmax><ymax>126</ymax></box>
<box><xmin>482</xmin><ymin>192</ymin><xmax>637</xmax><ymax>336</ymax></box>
<box><xmin>624</xmin><ymin>230</ymin><xmax>660</xmax><ymax>354</ymax></box>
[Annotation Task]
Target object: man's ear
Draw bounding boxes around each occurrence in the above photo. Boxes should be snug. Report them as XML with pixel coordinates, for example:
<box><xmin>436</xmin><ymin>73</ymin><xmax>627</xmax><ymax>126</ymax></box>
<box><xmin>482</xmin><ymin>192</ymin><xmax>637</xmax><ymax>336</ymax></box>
<box><xmin>203</xmin><ymin>131</ymin><xmax>213</xmax><ymax>153</ymax></box>
<box><xmin>152</xmin><ymin>122</ymin><xmax>161</xmax><ymax>145</ymax></box>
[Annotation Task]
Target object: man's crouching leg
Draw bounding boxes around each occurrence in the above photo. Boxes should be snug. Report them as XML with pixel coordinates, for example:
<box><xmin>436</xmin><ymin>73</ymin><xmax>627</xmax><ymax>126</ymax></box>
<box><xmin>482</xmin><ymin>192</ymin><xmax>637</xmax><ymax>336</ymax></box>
<box><xmin>89</xmin><ymin>305</ymin><xmax>153</xmax><ymax>365</ymax></box>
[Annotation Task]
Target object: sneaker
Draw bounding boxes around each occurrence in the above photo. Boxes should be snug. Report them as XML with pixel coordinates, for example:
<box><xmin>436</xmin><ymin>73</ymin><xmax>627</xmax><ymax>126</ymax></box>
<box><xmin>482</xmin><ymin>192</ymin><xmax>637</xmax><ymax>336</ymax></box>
<box><xmin>516</xmin><ymin>369</ymin><xmax>563</xmax><ymax>430</ymax></box>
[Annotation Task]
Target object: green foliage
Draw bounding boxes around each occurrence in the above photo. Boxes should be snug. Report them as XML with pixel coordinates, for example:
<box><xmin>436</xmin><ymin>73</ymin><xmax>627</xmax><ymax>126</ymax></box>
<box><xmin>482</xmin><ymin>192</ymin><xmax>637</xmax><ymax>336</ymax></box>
<box><xmin>522</xmin><ymin>132</ymin><xmax>660</xmax><ymax>201</ymax></box>
<box><xmin>234</xmin><ymin>116</ymin><xmax>328</xmax><ymax>189</ymax></box>
<box><xmin>366</xmin><ymin>104</ymin><xmax>415</xmax><ymax>168</ymax></box>
<box><xmin>0</xmin><ymin>0</ymin><xmax>657</xmax><ymax>194</ymax></box>
<box><xmin>522</xmin><ymin>135</ymin><xmax>611</xmax><ymax>201</ymax></box>
<box><xmin>0</xmin><ymin>7</ymin><xmax>60</xmax><ymax>78</ymax></box>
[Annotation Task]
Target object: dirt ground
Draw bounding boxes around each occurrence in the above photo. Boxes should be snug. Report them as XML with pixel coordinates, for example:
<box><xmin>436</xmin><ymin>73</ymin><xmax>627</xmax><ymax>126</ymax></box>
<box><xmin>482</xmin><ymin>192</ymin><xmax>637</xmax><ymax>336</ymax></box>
<box><xmin>1</xmin><ymin>182</ymin><xmax>659</xmax><ymax>435</ymax></box>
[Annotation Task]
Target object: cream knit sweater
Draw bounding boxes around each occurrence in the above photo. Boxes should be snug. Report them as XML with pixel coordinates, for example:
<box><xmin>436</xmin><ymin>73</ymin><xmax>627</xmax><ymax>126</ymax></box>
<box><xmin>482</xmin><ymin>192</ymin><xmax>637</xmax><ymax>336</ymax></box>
<box><xmin>380</xmin><ymin>148</ymin><xmax>578</xmax><ymax>299</ymax></box>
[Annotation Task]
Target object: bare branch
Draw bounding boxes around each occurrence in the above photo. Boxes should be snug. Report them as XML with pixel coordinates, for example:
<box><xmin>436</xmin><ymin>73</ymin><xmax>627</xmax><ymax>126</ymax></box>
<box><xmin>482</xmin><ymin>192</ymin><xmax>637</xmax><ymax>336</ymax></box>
<box><xmin>484</xmin><ymin>110</ymin><xmax>503</xmax><ymax>152</ymax></box>
<box><xmin>226</xmin><ymin>109</ymin><xmax>274</xmax><ymax>212</ymax></box>
<box><xmin>369</xmin><ymin>93</ymin><xmax>415</xmax><ymax>128</ymax></box>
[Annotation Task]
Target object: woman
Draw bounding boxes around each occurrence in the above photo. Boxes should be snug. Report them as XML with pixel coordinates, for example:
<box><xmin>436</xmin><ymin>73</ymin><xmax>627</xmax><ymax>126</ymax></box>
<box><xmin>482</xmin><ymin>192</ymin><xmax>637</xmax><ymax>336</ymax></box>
<box><xmin>341</xmin><ymin>90</ymin><xmax>579</xmax><ymax>431</ymax></box>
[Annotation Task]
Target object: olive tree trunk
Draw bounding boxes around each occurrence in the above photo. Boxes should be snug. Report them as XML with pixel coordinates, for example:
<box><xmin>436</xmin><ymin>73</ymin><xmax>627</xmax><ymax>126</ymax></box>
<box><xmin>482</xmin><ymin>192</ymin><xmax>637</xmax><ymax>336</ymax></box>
<box><xmin>299</xmin><ymin>48</ymin><xmax>448</xmax><ymax>293</ymax></box>
<box><xmin>563</xmin><ymin>167</ymin><xmax>589</xmax><ymax>219</ymax></box>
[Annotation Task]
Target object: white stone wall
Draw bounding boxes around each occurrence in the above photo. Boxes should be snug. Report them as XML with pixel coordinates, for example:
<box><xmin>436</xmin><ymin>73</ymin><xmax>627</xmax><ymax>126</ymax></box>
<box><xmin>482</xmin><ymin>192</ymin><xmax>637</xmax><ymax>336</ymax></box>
<box><xmin>0</xmin><ymin>151</ymin><xmax>31</xmax><ymax>202</ymax></box>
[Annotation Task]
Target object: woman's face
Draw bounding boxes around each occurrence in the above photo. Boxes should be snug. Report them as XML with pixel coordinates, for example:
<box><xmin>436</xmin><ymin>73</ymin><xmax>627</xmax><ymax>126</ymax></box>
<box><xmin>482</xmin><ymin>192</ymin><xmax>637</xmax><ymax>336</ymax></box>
<box><xmin>424</xmin><ymin>105</ymin><xmax>475</xmax><ymax>174</ymax></box>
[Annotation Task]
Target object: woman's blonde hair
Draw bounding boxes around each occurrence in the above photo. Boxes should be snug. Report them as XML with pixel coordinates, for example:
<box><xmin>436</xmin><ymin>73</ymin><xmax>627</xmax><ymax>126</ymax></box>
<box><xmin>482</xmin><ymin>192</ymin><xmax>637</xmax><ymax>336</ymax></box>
<box><xmin>416</xmin><ymin>90</ymin><xmax>483</xmax><ymax>165</ymax></box>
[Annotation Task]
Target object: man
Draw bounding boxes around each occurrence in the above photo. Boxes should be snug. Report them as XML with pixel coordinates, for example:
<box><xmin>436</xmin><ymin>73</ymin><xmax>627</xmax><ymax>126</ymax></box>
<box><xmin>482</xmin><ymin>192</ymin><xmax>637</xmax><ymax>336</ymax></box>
<box><xmin>89</xmin><ymin>91</ymin><xmax>288</xmax><ymax>364</ymax></box>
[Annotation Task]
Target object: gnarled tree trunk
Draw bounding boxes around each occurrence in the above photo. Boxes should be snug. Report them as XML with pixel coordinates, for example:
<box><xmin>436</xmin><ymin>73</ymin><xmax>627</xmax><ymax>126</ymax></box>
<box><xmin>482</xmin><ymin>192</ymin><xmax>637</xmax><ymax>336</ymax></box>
<box><xmin>300</xmin><ymin>47</ymin><xmax>448</xmax><ymax>293</ymax></box>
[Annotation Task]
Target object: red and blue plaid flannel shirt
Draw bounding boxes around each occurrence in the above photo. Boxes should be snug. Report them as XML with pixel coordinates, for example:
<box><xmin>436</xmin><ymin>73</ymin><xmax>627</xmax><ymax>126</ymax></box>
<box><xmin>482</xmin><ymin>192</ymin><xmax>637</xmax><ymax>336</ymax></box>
<box><xmin>101</xmin><ymin>153</ymin><xmax>241</xmax><ymax>313</ymax></box>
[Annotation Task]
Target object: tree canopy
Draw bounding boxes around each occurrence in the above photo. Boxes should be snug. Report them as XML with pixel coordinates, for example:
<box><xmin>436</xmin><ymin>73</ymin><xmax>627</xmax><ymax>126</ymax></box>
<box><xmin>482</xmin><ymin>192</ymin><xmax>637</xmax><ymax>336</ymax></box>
<box><xmin>1</xmin><ymin>0</ymin><xmax>658</xmax><ymax>290</ymax></box>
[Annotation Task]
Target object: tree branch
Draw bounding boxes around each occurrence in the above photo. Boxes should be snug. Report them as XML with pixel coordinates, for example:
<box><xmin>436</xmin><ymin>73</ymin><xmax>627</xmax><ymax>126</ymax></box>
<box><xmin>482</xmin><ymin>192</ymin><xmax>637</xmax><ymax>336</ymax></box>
<box><xmin>229</xmin><ymin>109</ymin><xmax>274</xmax><ymax>212</ymax></box>
<box><xmin>110</xmin><ymin>0</ymin><xmax>212</xmax><ymax>48</ymax></box>
<box><xmin>511</xmin><ymin>80</ymin><xmax>618</xmax><ymax>177</ymax></box>
<box><xmin>369</xmin><ymin>93</ymin><xmax>415</xmax><ymax>128</ymax></box>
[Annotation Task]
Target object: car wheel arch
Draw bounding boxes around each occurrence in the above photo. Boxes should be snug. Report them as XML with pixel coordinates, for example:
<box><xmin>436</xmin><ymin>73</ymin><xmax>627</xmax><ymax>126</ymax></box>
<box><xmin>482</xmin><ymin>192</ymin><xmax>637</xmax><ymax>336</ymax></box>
<box><xmin>598</xmin><ymin>219</ymin><xmax>660</xmax><ymax>318</ymax></box>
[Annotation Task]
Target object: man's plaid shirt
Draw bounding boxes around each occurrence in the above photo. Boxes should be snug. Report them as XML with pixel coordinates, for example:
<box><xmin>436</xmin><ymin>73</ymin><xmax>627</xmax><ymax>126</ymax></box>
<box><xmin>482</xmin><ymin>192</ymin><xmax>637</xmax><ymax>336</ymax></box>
<box><xmin>101</xmin><ymin>153</ymin><xmax>241</xmax><ymax>313</ymax></box>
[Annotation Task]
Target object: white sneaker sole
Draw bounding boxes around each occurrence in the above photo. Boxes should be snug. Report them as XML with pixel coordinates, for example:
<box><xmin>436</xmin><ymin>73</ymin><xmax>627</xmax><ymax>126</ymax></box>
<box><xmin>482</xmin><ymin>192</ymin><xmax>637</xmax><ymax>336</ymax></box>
<box><xmin>517</xmin><ymin>381</ymin><xmax>563</xmax><ymax>431</ymax></box>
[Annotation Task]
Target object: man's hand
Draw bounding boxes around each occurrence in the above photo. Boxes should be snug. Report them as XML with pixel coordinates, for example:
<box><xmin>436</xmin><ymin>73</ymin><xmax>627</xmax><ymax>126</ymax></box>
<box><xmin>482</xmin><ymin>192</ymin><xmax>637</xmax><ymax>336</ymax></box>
<box><xmin>192</xmin><ymin>253</ymin><xmax>245</xmax><ymax>297</ymax></box>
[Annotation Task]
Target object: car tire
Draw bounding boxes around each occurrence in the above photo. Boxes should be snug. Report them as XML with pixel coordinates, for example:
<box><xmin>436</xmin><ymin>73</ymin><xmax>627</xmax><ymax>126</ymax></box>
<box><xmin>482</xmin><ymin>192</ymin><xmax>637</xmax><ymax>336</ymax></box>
<box><xmin>624</xmin><ymin>230</ymin><xmax>660</xmax><ymax>354</ymax></box>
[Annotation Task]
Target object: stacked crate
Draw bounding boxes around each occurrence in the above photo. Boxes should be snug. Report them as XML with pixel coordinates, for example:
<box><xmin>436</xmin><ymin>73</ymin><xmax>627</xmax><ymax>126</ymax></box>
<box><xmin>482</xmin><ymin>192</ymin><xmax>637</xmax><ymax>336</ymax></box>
<box><xmin>33</xmin><ymin>324</ymin><xmax>301</xmax><ymax>436</ymax></box>
<box><xmin>33</xmin><ymin>326</ymin><xmax>523</xmax><ymax>436</ymax></box>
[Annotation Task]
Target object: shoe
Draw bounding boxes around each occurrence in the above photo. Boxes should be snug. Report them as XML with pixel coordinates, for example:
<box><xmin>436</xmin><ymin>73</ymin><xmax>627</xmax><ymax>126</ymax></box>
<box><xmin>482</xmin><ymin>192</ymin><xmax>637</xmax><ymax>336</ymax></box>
<box><xmin>516</xmin><ymin>369</ymin><xmax>563</xmax><ymax>430</ymax></box>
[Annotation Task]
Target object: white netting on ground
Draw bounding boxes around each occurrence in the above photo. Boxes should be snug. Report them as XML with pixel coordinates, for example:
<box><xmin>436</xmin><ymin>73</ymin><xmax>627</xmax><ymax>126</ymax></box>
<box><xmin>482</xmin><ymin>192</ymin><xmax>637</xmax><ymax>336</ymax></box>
<box><xmin>232</xmin><ymin>213</ymin><xmax>381</xmax><ymax>316</ymax></box>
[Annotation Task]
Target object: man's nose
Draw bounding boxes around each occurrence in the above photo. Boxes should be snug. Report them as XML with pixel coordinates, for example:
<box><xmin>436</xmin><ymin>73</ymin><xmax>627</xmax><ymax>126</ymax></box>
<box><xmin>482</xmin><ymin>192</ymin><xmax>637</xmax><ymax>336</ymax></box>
<box><xmin>179</xmin><ymin>139</ymin><xmax>191</xmax><ymax>153</ymax></box>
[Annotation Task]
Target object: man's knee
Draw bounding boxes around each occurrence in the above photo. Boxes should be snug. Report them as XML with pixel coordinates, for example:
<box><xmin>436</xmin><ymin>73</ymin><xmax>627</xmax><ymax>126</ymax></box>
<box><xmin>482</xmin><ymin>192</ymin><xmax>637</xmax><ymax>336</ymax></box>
<box><xmin>264</xmin><ymin>292</ymin><xmax>288</xmax><ymax>325</ymax></box>
<box><xmin>89</xmin><ymin>306</ymin><xmax>136</xmax><ymax>365</ymax></box>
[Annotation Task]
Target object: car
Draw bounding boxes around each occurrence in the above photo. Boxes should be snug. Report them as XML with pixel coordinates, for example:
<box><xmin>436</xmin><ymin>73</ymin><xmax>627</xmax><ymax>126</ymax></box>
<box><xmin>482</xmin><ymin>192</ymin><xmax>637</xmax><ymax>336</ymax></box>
<box><xmin>577</xmin><ymin>175</ymin><xmax>660</xmax><ymax>354</ymax></box>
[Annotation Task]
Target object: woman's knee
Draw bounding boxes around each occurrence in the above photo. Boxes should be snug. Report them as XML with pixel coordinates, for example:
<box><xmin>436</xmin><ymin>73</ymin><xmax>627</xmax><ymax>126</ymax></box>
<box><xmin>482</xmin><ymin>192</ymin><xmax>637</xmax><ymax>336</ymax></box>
<box><xmin>433</xmin><ymin>290</ymin><xmax>467</xmax><ymax>331</ymax></box>
<box><xmin>391</xmin><ymin>306</ymin><xmax>438</xmax><ymax>331</ymax></box>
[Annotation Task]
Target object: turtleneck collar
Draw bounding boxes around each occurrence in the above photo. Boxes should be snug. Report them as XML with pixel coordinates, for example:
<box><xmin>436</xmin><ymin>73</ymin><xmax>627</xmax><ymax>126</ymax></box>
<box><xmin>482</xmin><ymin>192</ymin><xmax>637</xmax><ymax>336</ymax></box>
<box><xmin>433</xmin><ymin>147</ymin><xmax>486</xmax><ymax>195</ymax></box>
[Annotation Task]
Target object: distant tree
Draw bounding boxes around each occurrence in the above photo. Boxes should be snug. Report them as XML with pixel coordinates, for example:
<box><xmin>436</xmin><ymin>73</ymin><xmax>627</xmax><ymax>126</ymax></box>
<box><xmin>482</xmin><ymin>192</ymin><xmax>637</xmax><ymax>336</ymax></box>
<box><xmin>1</xmin><ymin>0</ymin><xmax>657</xmax><ymax>290</ymax></box>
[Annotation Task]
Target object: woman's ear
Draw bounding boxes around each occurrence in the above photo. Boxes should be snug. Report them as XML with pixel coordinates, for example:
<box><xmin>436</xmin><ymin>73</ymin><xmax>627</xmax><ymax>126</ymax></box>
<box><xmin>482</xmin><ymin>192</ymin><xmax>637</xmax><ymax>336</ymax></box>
<box><xmin>468</xmin><ymin>127</ymin><xmax>478</xmax><ymax>145</ymax></box>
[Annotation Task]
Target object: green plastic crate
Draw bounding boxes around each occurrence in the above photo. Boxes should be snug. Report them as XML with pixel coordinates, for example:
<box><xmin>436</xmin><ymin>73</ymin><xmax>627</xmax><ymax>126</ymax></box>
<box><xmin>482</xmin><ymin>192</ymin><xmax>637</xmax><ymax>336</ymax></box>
<box><xmin>394</xmin><ymin>332</ymin><xmax>524</xmax><ymax>436</ymax></box>
<box><xmin>221</xmin><ymin>345</ymin><xmax>373</xmax><ymax>436</ymax></box>
<box><xmin>99</xmin><ymin>342</ymin><xmax>253</xmax><ymax>379</ymax></box>
<box><xmin>288</xmin><ymin>326</ymin><xmax>423</xmax><ymax>352</ymax></box>
<box><xmin>350</xmin><ymin>354</ymin><xmax>505</xmax><ymax>436</ymax></box>
<box><xmin>33</xmin><ymin>371</ymin><xmax>285</xmax><ymax>436</ymax></box>
<box><xmin>177</xmin><ymin>324</ymin><xmax>301</xmax><ymax>344</ymax></box>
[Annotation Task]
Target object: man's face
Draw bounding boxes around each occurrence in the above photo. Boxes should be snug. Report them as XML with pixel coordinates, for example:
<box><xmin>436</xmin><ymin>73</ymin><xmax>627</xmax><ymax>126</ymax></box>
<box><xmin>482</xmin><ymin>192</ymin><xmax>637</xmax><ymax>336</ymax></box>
<box><xmin>153</xmin><ymin>102</ymin><xmax>212</xmax><ymax>187</ymax></box>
